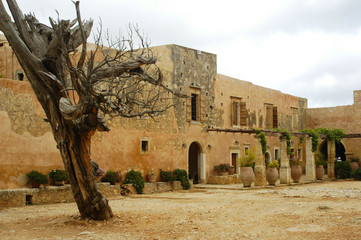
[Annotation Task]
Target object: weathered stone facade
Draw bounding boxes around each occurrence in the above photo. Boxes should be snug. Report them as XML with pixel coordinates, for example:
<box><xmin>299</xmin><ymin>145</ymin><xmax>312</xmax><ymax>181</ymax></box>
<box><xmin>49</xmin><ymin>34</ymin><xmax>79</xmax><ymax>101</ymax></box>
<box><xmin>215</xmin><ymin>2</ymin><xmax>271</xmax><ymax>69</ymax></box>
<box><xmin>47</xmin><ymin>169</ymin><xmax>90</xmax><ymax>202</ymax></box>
<box><xmin>1</xmin><ymin>34</ymin><xmax>357</xmax><ymax>189</ymax></box>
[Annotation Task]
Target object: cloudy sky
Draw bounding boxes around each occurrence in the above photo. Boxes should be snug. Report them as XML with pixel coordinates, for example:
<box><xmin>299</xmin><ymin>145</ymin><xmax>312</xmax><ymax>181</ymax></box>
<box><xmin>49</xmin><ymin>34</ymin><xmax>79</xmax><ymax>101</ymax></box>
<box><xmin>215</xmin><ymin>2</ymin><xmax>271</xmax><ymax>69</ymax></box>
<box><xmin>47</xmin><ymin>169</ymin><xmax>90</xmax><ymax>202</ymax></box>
<box><xmin>6</xmin><ymin>0</ymin><xmax>361</xmax><ymax>108</ymax></box>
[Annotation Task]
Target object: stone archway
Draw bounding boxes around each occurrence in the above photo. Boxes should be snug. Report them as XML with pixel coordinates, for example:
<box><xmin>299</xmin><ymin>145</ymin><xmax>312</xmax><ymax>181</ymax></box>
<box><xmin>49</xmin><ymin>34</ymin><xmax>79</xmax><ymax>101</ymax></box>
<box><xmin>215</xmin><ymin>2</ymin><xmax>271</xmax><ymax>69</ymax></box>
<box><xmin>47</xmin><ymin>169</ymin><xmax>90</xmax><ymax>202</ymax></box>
<box><xmin>188</xmin><ymin>142</ymin><xmax>201</xmax><ymax>184</ymax></box>
<box><xmin>319</xmin><ymin>140</ymin><xmax>346</xmax><ymax>161</ymax></box>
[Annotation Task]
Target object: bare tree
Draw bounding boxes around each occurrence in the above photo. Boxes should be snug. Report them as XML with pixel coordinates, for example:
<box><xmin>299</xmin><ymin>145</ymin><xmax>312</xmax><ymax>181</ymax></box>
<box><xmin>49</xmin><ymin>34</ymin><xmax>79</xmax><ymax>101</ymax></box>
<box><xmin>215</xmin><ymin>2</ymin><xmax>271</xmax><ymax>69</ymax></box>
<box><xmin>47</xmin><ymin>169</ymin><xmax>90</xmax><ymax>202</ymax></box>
<box><xmin>0</xmin><ymin>0</ymin><xmax>177</xmax><ymax>220</ymax></box>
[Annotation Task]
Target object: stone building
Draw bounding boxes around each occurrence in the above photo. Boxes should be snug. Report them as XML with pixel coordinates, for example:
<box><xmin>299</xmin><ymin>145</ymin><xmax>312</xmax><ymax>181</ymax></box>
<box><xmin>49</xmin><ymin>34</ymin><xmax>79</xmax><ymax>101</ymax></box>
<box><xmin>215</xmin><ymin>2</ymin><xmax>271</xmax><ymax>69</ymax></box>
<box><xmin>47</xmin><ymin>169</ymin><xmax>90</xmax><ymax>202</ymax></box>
<box><xmin>0</xmin><ymin>34</ymin><xmax>359</xmax><ymax>189</ymax></box>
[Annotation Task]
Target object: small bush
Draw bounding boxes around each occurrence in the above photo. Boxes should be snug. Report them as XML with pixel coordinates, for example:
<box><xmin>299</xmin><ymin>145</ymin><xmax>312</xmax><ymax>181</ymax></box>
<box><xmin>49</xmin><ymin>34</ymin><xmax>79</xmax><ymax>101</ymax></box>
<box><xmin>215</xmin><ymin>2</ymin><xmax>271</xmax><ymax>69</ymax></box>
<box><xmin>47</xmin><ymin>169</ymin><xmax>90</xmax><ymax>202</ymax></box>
<box><xmin>335</xmin><ymin>161</ymin><xmax>351</xmax><ymax>179</ymax></box>
<box><xmin>267</xmin><ymin>160</ymin><xmax>279</xmax><ymax>168</ymax></box>
<box><xmin>351</xmin><ymin>168</ymin><xmax>361</xmax><ymax>180</ymax></box>
<box><xmin>101</xmin><ymin>170</ymin><xmax>121</xmax><ymax>185</ymax></box>
<box><xmin>160</xmin><ymin>169</ymin><xmax>176</xmax><ymax>182</ymax></box>
<box><xmin>27</xmin><ymin>170</ymin><xmax>48</xmax><ymax>184</ymax></box>
<box><xmin>49</xmin><ymin>169</ymin><xmax>68</xmax><ymax>182</ymax></box>
<box><xmin>173</xmin><ymin>169</ymin><xmax>191</xmax><ymax>190</ymax></box>
<box><xmin>123</xmin><ymin>170</ymin><xmax>145</xmax><ymax>194</ymax></box>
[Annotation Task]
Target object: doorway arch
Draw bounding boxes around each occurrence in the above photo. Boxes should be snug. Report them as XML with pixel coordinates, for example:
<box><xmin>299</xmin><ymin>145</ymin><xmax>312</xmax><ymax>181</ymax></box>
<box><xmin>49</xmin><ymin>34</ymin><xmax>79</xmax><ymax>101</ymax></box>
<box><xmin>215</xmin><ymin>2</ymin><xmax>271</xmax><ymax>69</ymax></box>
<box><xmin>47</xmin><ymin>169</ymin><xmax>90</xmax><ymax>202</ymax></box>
<box><xmin>188</xmin><ymin>142</ymin><xmax>203</xmax><ymax>184</ymax></box>
<box><xmin>319</xmin><ymin>140</ymin><xmax>346</xmax><ymax>161</ymax></box>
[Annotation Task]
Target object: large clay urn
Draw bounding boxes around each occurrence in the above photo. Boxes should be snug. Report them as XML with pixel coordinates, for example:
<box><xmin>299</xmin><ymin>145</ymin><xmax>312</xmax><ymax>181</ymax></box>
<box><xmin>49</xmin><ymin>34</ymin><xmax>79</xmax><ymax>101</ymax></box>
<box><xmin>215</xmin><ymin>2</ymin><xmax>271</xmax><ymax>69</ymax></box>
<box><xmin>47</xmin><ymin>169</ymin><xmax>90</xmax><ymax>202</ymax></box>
<box><xmin>315</xmin><ymin>165</ymin><xmax>325</xmax><ymax>180</ymax></box>
<box><xmin>241</xmin><ymin>167</ymin><xmax>254</xmax><ymax>187</ymax></box>
<box><xmin>266</xmin><ymin>167</ymin><xmax>279</xmax><ymax>186</ymax></box>
<box><xmin>291</xmin><ymin>165</ymin><xmax>302</xmax><ymax>183</ymax></box>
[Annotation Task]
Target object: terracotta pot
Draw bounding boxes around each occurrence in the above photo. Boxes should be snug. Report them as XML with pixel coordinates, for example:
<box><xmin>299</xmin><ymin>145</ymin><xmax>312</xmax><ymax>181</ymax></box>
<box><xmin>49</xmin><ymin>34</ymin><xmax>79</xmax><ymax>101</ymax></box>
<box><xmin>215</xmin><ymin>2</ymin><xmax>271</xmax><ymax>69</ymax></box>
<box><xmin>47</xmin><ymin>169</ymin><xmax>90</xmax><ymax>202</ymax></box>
<box><xmin>291</xmin><ymin>165</ymin><xmax>302</xmax><ymax>183</ymax></box>
<box><xmin>148</xmin><ymin>174</ymin><xmax>156</xmax><ymax>183</ymax></box>
<box><xmin>240</xmin><ymin>167</ymin><xmax>254</xmax><ymax>187</ymax></box>
<box><xmin>315</xmin><ymin>165</ymin><xmax>325</xmax><ymax>180</ymax></box>
<box><xmin>266</xmin><ymin>167</ymin><xmax>279</xmax><ymax>185</ymax></box>
<box><xmin>350</xmin><ymin>162</ymin><xmax>359</xmax><ymax>171</ymax></box>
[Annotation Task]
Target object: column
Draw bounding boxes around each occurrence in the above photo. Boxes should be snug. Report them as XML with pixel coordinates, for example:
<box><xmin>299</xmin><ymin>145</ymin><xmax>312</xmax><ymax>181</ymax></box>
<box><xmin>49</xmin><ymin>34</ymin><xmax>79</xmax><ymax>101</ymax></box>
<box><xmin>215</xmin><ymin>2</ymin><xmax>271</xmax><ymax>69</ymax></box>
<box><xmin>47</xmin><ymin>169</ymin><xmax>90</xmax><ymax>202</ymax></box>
<box><xmin>305</xmin><ymin>136</ymin><xmax>316</xmax><ymax>182</ymax></box>
<box><xmin>199</xmin><ymin>153</ymin><xmax>206</xmax><ymax>183</ymax></box>
<box><xmin>254</xmin><ymin>136</ymin><xmax>267</xmax><ymax>186</ymax></box>
<box><xmin>327</xmin><ymin>140</ymin><xmax>336</xmax><ymax>179</ymax></box>
<box><xmin>279</xmin><ymin>136</ymin><xmax>291</xmax><ymax>185</ymax></box>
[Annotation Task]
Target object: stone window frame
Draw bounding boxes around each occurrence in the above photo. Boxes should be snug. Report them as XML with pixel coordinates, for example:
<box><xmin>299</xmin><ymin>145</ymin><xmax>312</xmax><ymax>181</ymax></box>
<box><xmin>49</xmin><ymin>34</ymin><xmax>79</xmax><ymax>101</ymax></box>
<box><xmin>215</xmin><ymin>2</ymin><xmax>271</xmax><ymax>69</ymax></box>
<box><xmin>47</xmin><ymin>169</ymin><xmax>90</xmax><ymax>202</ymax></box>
<box><xmin>231</xmin><ymin>96</ymin><xmax>247</xmax><ymax>127</ymax></box>
<box><xmin>274</xmin><ymin>147</ymin><xmax>280</xmax><ymax>161</ymax></box>
<box><xmin>297</xmin><ymin>148</ymin><xmax>302</xmax><ymax>162</ymax></box>
<box><xmin>186</xmin><ymin>87</ymin><xmax>204</xmax><ymax>123</ymax></box>
<box><xmin>265</xmin><ymin>103</ymin><xmax>278</xmax><ymax>129</ymax></box>
<box><xmin>140</xmin><ymin>137</ymin><xmax>152</xmax><ymax>154</ymax></box>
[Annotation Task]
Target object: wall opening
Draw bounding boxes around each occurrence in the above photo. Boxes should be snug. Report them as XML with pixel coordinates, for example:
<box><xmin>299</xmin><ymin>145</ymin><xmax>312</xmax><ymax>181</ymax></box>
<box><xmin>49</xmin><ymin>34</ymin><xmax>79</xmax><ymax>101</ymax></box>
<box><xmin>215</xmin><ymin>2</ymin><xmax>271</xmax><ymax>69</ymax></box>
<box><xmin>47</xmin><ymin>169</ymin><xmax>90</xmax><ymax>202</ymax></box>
<box><xmin>188</xmin><ymin>142</ymin><xmax>200</xmax><ymax>184</ymax></box>
<box><xmin>26</xmin><ymin>195</ymin><xmax>33</xmax><ymax>205</ymax></box>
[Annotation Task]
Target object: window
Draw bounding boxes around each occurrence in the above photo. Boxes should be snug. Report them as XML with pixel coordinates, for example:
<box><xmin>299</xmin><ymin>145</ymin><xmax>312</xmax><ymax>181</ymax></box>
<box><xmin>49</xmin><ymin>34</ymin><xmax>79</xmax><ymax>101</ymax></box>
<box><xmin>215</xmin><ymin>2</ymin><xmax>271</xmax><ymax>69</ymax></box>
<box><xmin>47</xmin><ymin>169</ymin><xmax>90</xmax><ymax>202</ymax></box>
<box><xmin>292</xmin><ymin>107</ymin><xmax>298</xmax><ymax>132</ymax></box>
<box><xmin>274</xmin><ymin>148</ymin><xmax>279</xmax><ymax>161</ymax></box>
<box><xmin>17</xmin><ymin>72</ymin><xmax>24</xmax><ymax>81</ymax></box>
<box><xmin>140</xmin><ymin>138</ymin><xmax>151</xmax><ymax>154</ymax></box>
<box><xmin>298</xmin><ymin>148</ymin><xmax>302</xmax><ymax>161</ymax></box>
<box><xmin>231</xmin><ymin>97</ymin><xmax>247</xmax><ymax>127</ymax></box>
<box><xmin>265</xmin><ymin>104</ymin><xmax>278</xmax><ymax>129</ymax></box>
<box><xmin>187</xmin><ymin>87</ymin><xmax>204</xmax><ymax>122</ymax></box>
<box><xmin>244</xmin><ymin>145</ymin><xmax>250</xmax><ymax>156</ymax></box>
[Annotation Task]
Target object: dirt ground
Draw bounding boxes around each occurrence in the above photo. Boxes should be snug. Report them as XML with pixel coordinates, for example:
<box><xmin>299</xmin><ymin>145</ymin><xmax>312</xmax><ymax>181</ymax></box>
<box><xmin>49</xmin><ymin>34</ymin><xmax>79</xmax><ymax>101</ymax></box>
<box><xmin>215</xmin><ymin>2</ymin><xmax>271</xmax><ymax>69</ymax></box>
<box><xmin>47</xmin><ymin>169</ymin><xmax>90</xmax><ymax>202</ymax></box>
<box><xmin>0</xmin><ymin>181</ymin><xmax>360</xmax><ymax>240</ymax></box>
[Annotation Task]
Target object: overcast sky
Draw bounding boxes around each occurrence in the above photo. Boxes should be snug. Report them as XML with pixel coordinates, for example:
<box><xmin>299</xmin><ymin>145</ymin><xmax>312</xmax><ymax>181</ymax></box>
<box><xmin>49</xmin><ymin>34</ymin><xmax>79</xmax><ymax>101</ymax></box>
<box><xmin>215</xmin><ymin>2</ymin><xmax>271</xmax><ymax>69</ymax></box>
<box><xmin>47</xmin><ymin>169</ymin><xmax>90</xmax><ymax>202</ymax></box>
<box><xmin>7</xmin><ymin>0</ymin><xmax>361</xmax><ymax>108</ymax></box>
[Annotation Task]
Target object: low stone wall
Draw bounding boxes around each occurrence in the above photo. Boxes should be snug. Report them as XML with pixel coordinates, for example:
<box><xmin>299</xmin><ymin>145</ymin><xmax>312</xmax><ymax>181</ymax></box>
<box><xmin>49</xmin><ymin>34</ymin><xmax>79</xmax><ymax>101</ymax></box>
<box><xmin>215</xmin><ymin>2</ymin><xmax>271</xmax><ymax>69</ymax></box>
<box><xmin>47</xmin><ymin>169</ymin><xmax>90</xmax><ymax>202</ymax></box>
<box><xmin>208</xmin><ymin>174</ymin><xmax>241</xmax><ymax>185</ymax></box>
<box><xmin>0</xmin><ymin>181</ymin><xmax>185</xmax><ymax>208</ymax></box>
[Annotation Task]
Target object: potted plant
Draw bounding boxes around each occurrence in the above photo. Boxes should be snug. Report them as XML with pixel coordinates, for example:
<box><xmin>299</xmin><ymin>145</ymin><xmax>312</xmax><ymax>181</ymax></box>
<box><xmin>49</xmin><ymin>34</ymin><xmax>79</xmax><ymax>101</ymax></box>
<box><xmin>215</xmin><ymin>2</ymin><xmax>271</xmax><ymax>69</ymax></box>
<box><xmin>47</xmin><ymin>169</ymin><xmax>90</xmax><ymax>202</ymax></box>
<box><xmin>49</xmin><ymin>169</ymin><xmax>68</xmax><ymax>186</ymax></box>
<box><xmin>315</xmin><ymin>152</ymin><xmax>326</xmax><ymax>180</ymax></box>
<box><xmin>214</xmin><ymin>164</ymin><xmax>229</xmax><ymax>176</ymax></box>
<box><xmin>26</xmin><ymin>170</ymin><xmax>48</xmax><ymax>188</ymax></box>
<box><xmin>101</xmin><ymin>170</ymin><xmax>121</xmax><ymax>185</ymax></box>
<box><xmin>349</xmin><ymin>157</ymin><xmax>360</xmax><ymax>171</ymax></box>
<box><xmin>290</xmin><ymin>159</ymin><xmax>302</xmax><ymax>183</ymax></box>
<box><xmin>238</xmin><ymin>152</ymin><xmax>255</xmax><ymax>187</ymax></box>
<box><xmin>266</xmin><ymin>160</ymin><xmax>279</xmax><ymax>186</ymax></box>
<box><xmin>148</xmin><ymin>168</ymin><xmax>157</xmax><ymax>183</ymax></box>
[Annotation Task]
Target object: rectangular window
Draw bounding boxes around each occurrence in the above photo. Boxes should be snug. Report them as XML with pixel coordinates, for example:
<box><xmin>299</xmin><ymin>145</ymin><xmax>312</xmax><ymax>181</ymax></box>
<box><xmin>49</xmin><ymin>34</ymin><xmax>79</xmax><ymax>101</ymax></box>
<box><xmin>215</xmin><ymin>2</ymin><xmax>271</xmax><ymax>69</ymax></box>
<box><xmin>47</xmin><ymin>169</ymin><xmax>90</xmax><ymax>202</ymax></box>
<box><xmin>274</xmin><ymin>148</ymin><xmax>279</xmax><ymax>161</ymax></box>
<box><xmin>265</xmin><ymin>104</ymin><xmax>277</xmax><ymax>129</ymax></box>
<box><xmin>292</xmin><ymin>107</ymin><xmax>298</xmax><ymax>132</ymax></box>
<box><xmin>298</xmin><ymin>148</ymin><xmax>302</xmax><ymax>161</ymax></box>
<box><xmin>140</xmin><ymin>137</ymin><xmax>151</xmax><ymax>154</ymax></box>
<box><xmin>244</xmin><ymin>145</ymin><xmax>250</xmax><ymax>156</ymax></box>
<box><xmin>187</xmin><ymin>87</ymin><xmax>204</xmax><ymax>122</ymax></box>
<box><xmin>231</xmin><ymin>97</ymin><xmax>247</xmax><ymax>127</ymax></box>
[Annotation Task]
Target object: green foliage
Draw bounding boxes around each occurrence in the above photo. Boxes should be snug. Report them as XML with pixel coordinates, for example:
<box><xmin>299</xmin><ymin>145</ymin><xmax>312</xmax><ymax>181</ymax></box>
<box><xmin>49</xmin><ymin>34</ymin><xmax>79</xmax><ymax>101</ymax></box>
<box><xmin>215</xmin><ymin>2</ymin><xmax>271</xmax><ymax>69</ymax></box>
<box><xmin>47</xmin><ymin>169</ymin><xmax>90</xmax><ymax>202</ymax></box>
<box><xmin>49</xmin><ymin>169</ymin><xmax>68</xmax><ymax>182</ymax></box>
<box><xmin>315</xmin><ymin>151</ymin><xmax>327</xmax><ymax>166</ymax></box>
<box><xmin>214</xmin><ymin>164</ymin><xmax>230</xmax><ymax>172</ymax></box>
<box><xmin>350</xmin><ymin>157</ymin><xmax>360</xmax><ymax>163</ymax></box>
<box><xmin>301</xmin><ymin>129</ymin><xmax>319</xmax><ymax>152</ymax></box>
<box><xmin>335</xmin><ymin>161</ymin><xmax>351</xmax><ymax>179</ymax></box>
<box><xmin>123</xmin><ymin>170</ymin><xmax>145</xmax><ymax>194</ymax></box>
<box><xmin>267</xmin><ymin>160</ymin><xmax>279</xmax><ymax>168</ymax></box>
<box><xmin>101</xmin><ymin>170</ymin><xmax>121</xmax><ymax>185</ymax></box>
<box><xmin>0</xmin><ymin>74</ymin><xmax>3</xmax><ymax>78</ymax></box>
<box><xmin>351</xmin><ymin>168</ymin><xmax>361</xmax><ymax>180</ymax></box>
<box><xmin>255</xmin><ymin>129</ymin><xmax>267</xmax><ymax>154</ymax></box>
<box><xmin>273</xmin><ymin>128</ymin><xmax>292</xmax><ymax>155</ymax></box>
<box><xmin>159</xmin><ymin>169</ymin><xmax>176</xmax><ymax>182</ymax></box>
<box><xmin>290</xmin><ymin>159</ymin><xmax>300</xmax><ymax>166</ymax></box>
<box><xmin>27</xmin><ymin>170</ymin><xmax>48</xmax><ymax>184</ymax></box>
<box><xmin>317</xmin><ymin>128</ymin><xmax>345</xmax><ymax>143</ymax></box>
<box><xmin>173</xmin><ymin>169</ymin><xmax>191</xmax><ymax>190</ymax></box>
<box><xmin>238</xmin><ymin>151</ymin><xmax>255</xmax><ymax>167</ymax></box>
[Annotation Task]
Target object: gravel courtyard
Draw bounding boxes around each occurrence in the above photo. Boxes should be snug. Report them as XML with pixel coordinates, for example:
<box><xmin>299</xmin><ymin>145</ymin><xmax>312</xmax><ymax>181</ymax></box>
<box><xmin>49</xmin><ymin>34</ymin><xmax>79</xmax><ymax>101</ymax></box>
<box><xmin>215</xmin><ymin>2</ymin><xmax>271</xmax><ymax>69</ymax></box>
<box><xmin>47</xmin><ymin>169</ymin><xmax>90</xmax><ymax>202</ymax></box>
<box><xmin>0</xmin><ymin>181</ymin><xmax>360</xmax><ymax>240</ymax></box>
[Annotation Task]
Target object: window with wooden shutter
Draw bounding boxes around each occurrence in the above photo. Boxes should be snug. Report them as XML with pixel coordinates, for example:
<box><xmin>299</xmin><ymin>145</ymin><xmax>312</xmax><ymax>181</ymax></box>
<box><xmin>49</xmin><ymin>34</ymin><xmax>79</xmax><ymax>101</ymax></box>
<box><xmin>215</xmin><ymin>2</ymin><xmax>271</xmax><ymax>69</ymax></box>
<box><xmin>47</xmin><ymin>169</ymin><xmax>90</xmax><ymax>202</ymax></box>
<box><xmin>273</xmin><ymin>106</ymin><xmax>278</xmax><ymax>128</ymax></box>
<box><xmin>232</xmin><ymin>101</ymin><xmax>237</xmax><ymax>125</ymax></box>
<box><xmin>200</xmin><ymin>94</ymin><xmax>205</xmax><ymax>122</ymax></box>
<box><xmin>240</xmin><ymin>102</ymin><xmax>247</xmax><ymax>126</ymax></box>
<box><xmin>187</xmin><ymin>87</ymin><xmax>202</xmax><ymax>122</ymax></box>
<box><xmin>265</xmin><ymin>105</ymin><xmax>273</xmax><ymax>129</ymax></box>
<box><xmin>186</xmin><ymin>92</ymin><xmax>192</xmax><ymax>122</ymax></box>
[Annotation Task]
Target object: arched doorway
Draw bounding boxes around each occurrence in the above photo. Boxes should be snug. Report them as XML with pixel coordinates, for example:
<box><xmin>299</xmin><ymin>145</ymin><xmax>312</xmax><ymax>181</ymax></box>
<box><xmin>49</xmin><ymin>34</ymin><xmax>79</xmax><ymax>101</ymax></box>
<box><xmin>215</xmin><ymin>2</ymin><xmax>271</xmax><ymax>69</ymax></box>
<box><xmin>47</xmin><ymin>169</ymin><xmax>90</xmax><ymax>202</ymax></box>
<box><xmin>188</xmin><ymin>142</ymin><xmax>200</xmax><ymax>184</ymax></box>
<box><xmin>319</xmin><ymin>140</ymin><xmax>346</xmax><ymax>161</ymax></box>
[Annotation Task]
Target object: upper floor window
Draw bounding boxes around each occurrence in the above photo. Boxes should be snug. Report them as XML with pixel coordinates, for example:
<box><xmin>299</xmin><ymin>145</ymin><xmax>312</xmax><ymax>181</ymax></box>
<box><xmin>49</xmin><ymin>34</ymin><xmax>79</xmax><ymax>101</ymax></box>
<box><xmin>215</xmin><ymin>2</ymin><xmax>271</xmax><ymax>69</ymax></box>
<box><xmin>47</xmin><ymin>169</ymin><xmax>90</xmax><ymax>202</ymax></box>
<box><xmin>265</xmin><ymin>104</ymin><xmax>278</xmax><ymax>129</ymax></box>
<box><xmin>187</xmin><ymin>87</ymin><xmax>204</xmax><ymax>123</ymax></box>
<box><xmin>292</xmin><ymin>107</ymin><xmax>298</xmax><ymax>132</ymax></box>
<box><xmin>231</xmin><ymin>97</ymin><xmax>247</xmax><ymax>127</ymax></box>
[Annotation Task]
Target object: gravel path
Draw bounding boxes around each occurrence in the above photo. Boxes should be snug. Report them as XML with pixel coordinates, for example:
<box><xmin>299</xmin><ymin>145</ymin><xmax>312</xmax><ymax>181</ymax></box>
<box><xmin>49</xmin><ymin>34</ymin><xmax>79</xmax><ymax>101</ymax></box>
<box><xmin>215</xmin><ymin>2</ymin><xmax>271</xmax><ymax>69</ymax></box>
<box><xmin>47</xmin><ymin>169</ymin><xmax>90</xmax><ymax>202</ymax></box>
<box><xmin>0</xmin><ymin>181</ymin><xmax>360</xmax><ymax>239</ymax></box>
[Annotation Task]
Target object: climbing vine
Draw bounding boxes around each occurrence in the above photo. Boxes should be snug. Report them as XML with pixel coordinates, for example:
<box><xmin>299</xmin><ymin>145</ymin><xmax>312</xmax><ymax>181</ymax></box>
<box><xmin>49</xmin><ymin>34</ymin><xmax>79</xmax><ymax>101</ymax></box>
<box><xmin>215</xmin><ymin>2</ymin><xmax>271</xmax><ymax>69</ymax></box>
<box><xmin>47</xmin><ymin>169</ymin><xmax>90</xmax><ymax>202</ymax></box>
<box><xmin>300</xmin><ymin>128</ymin><xmax>319</xmax><ymax>152</ymax></box>
<box><xmin>273</xmin><ymin>128</ymin><xmax>293</xmax><ymax>156</ymax></box>
<box><xmin>317</xmin><ymin>128</ymin><xmax>345</xmax><ymax>143</ymax></box>
<box><xmin>255</xmin><ymin>129</ymin><xmax>267</xmax><ymax>154</ymax></box>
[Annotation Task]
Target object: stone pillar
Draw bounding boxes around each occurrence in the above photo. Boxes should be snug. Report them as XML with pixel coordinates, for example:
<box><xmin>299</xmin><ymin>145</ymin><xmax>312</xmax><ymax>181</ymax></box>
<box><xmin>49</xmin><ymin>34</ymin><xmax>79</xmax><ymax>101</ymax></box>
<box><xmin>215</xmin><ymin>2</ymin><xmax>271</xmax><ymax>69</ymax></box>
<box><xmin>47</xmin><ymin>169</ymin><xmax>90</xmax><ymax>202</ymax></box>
<box><xmin>199</xmin><ymin>153</ymin><xmax>206</xmax><ymax>183</ymax></box>
<box><xmin>305</xmin><ymin>136</ymin><xmax>316</xmax><ymax>182</ymax></box>
<box><xmin>327</xmin><ymin>140</ymin><xmax>336</xmax><ymax>179</ymax></box>
<box><xmin>279</xmin><ymin>136</ymin><xmax>291</xmax><ymax>185</ymax></box>
<box><xmin>254</xmin><ymin>136</ymin><xmax>267</xmax><ymax>186</ymax></box>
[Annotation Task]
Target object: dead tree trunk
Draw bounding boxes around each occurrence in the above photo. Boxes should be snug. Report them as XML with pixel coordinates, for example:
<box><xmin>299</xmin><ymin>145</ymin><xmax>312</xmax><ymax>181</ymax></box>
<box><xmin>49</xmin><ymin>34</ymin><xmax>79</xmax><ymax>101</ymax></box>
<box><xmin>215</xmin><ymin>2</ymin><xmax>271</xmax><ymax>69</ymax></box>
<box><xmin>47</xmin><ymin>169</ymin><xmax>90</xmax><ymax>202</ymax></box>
<box><xmin>0</xmin><ymin>0</ymin><xmax>176</xmax><ymax>220</ymax></box>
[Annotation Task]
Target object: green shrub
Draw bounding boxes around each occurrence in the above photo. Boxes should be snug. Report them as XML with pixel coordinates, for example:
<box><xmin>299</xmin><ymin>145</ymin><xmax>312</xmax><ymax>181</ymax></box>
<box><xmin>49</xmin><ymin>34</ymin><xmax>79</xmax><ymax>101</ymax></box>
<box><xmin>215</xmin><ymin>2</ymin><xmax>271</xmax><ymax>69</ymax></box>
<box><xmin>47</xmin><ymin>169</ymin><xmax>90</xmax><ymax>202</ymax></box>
<box><xmin>27</xmin><ymin>170</ymin><xmax>48</xmax><ymax>184</ymax></box>
<box><xmin>351</xmin><ymin>168</ymin><xmax>361</xmax><ymax>180</ymax></box>
<box><xmin>160</xmin><ymin>169</ymin><xmax>176</xmax><ymax>182</ymax></box>
<box><xmin>238</xmin><ymin>151</ymin><xmax>255</xmax><ymax>167</ymax></box>
<box><xmin>101</xmin><ymin>170</ymin><xmax>121</xmax><ymax>185</ymax></box>
<box><xmin>335</xmin><ymin>161</ymin><xmax>351</xmax><ymax>179</ymax></box>
<box><xmin>123</xmin><ymin>170</ymin><xmax>144</xmax><ymax>194</ymax></box>
<box><xmin>173</xmin><ymin>169</ymin><xmax>191</xmax><ymax>190</ymax></box>
<box><xmin>315</xmin><ymin>151</ymin><xmax>327</xmax><ymax>166</ymax></box>
<box><xmin>267</xmin><ymin>160</ymin><xmax>279</xmax><ymax>168</ymax></box>
<box><xmin>49</xmin><ymin>169</ymin><xmax>68</xmax><ymax>182</ymax></box>
<box><xmin>350</xmin><ymin>157</ymin><xmax>360</xmax><ymax>163</ymax></box>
